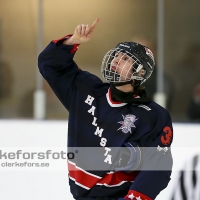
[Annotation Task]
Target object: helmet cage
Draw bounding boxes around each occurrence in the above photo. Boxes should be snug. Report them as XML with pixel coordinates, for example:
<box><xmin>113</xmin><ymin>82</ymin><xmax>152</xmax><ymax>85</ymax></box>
<box><xmin>101</xmin><ymin>47</ymin><xmax>146</xmax><ymax>84</ymax></box>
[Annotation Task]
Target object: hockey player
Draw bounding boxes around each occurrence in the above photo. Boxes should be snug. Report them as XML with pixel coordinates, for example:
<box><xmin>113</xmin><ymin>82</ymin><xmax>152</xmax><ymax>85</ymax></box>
<box><xmin>38</xmin><ymin>18</ymin><xmax>173</xmax><ymax>200</ymax></box>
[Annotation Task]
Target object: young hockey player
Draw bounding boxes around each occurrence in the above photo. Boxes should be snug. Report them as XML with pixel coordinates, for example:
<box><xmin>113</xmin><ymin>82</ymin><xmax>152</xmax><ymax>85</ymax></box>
<box><xmin>38</xmin><ymin>18</ymin><xmax>173</xmax><ymax>200</ymax></box>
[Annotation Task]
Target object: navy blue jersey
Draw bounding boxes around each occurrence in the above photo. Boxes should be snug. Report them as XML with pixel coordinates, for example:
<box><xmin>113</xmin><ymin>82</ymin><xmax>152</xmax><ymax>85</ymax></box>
<box><xmin>38</xmin><ymin>35</ymin><xmax>173</xmax><ymax>200</ymax></box>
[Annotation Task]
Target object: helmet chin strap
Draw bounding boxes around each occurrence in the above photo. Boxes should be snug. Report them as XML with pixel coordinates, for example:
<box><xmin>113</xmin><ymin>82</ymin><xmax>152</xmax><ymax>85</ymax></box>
<box><xmin>112</xmin><ymin>79</ymin><xmax>141</xmax><ymax>88</ymax></box>
<box><xmin>112</xmin><ymin>80</ymin><xmax>133</xmax><ymax>87</ymax></box>
<box><xmin>131</xmin><ymin>80</ymin><xmax>141</xmax><ymax>87</ymax></box>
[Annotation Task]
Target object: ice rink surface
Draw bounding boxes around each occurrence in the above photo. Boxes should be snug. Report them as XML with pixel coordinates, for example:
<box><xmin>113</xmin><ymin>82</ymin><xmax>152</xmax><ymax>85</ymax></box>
<box><xmin>0</xmin><ymin>120</ymin><xmax>200</xmax><ymax>200</ymax></box>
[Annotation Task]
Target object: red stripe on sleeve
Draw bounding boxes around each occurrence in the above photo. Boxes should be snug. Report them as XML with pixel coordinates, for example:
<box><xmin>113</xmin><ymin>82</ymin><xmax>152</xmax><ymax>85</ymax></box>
<box><xmin>52</xmin><ymin>34</ymin><xmax>80</xmax><ymax>53</ymax></box>
<box><xmin>70</xmin><ymin>44</ymin><xmax>79</xmax><ymax>53</ymax></box>
<box><xmin>52</xmin><ymin>34</ymin><xmax>73</xmax><ymax>44</ymax></box>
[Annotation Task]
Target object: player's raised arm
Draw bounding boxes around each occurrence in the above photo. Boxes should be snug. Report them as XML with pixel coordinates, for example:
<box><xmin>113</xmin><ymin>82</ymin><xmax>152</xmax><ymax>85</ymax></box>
<box><xmin>63</xmin><ymin>18</ymin><xmax>99</xmax><ymax>45</ymax></box>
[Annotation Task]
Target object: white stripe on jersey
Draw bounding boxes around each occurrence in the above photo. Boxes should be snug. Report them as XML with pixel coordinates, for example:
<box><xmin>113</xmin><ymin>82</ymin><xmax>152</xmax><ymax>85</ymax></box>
<box><xmin>96</xmin><ymin>180</ymin><xmax>134</xmax><ymax>187</ymax></box>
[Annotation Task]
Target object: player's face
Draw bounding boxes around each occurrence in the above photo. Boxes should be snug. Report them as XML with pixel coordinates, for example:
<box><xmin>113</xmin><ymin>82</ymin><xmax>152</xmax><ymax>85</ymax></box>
<box><xmin>110</xmin><ymin>52</ymin><xmax>134</xmax><ymax>81</ymax></box>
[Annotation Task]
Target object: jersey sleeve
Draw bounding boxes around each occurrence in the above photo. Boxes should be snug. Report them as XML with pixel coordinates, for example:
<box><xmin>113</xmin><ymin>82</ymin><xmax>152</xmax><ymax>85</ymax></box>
<box><xmin>38</xmin><ymin>35</ymin><xmax>80</xmax><ymax>110</ymax></box>
<box><xmin>122</xmin><ymin>112</ymin><xmax>173</xmax><ymax>200</ymax></box>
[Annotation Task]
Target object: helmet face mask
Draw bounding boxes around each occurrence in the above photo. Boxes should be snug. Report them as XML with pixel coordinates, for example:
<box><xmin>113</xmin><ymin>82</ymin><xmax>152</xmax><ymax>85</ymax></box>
<box><xmin>101</xmin><ymin>42</ymin><xmax>155</xmax><ymax>86</ymax></box>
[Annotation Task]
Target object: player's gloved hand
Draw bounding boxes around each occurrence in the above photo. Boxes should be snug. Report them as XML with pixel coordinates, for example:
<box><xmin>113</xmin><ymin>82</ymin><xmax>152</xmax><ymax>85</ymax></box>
<box><xmin>63</xmin><ymin>18</ymin><xmax>99</xmax><ymax>45</ymax></box>
<box><xmin>114</xmin><ymin>141</ymin><xmax>141</xmax><ymax>172</ymax></box>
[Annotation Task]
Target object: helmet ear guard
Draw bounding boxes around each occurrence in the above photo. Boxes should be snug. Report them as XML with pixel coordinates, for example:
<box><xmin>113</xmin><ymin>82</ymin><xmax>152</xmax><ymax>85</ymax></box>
<box><xmin>134</xmin><ymin>63</ymin><xmax>143</xmax><ymax>73</ymax></box>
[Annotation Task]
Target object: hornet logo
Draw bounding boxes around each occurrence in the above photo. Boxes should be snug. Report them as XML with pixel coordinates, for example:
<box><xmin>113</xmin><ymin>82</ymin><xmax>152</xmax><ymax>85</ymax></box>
<box><xmin>118</xmin><ymin>114</ymin><xmax>138</xmax><ymax>134</ymax></box>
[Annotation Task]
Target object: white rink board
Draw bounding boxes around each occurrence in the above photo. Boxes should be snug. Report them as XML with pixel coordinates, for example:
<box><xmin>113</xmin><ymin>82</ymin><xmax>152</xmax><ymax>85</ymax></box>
<box><xmin>0</xmin><ymin>120</ymin><xmax>200</xmax><ymax>200</ymax></box>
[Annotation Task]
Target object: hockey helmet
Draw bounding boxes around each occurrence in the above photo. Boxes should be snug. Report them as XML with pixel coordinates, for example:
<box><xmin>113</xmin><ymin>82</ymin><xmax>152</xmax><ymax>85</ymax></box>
<box><xmin>101</xmin><ymin>41</ymin><xmax>155</xmax><ymax>85</ymax></box>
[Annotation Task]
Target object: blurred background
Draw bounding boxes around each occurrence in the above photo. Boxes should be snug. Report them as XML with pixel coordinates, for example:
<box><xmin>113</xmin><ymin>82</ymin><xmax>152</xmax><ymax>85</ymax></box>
<box><xmin>0</xmin><ymin>0</ymin><xmax>200</xmax><ymax>122</ymax></box>
<box><xmin>0</xmin><ymin>1</ymin><xmax>200</xmax><ymax>199</ymax></box>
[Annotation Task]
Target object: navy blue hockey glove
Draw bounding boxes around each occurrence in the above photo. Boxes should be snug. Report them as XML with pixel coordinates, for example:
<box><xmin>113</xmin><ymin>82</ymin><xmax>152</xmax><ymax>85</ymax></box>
<box><xmin>115</xmin><ymin>141</ymin><xmax>141</xmax><ymax>172</ymax></box>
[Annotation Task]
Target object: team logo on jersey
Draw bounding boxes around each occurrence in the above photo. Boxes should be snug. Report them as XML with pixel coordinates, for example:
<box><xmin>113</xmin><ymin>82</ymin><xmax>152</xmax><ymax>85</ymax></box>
<box><xmin>118</xmin><ymin>114</ymin><xmax>138</xmax><ymax>134</ymax></box>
